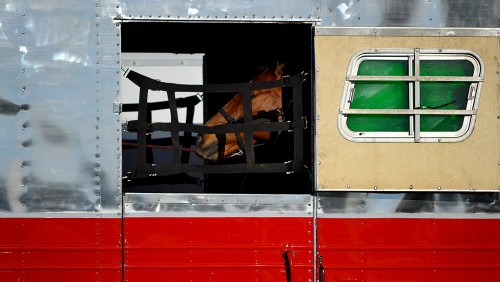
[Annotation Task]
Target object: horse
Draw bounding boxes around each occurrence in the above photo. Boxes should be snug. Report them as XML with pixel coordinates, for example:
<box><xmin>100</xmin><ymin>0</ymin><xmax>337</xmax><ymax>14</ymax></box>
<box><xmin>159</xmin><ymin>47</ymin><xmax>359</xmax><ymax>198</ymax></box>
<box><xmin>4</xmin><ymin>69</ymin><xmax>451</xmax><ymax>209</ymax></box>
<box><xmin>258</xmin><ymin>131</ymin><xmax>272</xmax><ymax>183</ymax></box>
<box><xmin>195</xmin><ymin>62</ymin><xmax>285</xmax><ymax>161</ymax></box>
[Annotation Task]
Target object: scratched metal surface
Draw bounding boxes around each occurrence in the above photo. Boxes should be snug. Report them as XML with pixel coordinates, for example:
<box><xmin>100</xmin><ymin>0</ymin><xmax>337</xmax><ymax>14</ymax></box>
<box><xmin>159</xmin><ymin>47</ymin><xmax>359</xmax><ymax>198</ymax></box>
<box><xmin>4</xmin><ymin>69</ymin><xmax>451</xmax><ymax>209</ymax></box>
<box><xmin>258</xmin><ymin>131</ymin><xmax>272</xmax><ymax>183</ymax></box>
<box><xmin>317</xmin><ymin>192</ymin><xmax>500</xmax><ymax>217</ymax></box>
<box><xmin>119</xmin><ymin>0</ymin><xmax>321</xmax><ymax>22</ymax></box>
<box><xmin>0</xmin><ymin>1</ymin><xmax>121</xmax><ymax>215</ymax></box>
<box><xmin>321</xmin><ymin>0</ymin><xmax>500</xmax><ymax>27</ymax></box>
<box><xmin>1</xmin><ymin>0</ymin><xmax>499</xmax><ymax>215</ymax></box>
<box><xmin>118</xmin><ymin>0</ymin><xmax>500</xmax><ymax>27</ymax></box>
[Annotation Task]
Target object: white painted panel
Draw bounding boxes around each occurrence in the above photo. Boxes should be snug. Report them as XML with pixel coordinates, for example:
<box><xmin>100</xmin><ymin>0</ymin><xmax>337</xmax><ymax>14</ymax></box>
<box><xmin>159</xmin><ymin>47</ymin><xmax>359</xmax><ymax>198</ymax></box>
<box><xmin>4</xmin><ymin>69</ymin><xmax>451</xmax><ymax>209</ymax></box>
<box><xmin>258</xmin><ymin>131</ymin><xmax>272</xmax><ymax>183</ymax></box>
<box><xmin>120</xmin><ymin>53</ymin><xmax>204</xmax><ymax>124</ymax></box>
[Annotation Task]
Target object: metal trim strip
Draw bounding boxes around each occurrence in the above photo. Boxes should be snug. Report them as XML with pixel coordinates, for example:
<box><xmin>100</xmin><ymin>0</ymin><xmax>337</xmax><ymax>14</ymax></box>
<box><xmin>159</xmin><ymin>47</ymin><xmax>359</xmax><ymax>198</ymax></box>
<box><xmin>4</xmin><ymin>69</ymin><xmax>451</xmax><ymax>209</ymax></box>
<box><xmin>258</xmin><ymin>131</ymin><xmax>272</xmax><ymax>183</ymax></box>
<box><xmin>317</xmin><ymin>213</ymin><xmax>500</xmax><ymax>219</ymax></box>
<box><xmin>316</xmin><ymin>27</ymin><xmax>500</xmax><ymax>37</ymax></box>
<box><xmin>0</xmin><ymin>212</ymin><xmax>122</xmax><ymax>218</ymax></box>
<box><xmin>340</xmin><ymin>109</ymin><xmax>476</xmax><ymax>116</ymax></box>
<box><xmin>124</xmin><ymin>211</ymin><xmax>313</xmax><ymax>218</ymax></box>
<box><xmin>124</xmin><ymin>193</ymin><xmax>314</xmax><ymax>217</ymax></box>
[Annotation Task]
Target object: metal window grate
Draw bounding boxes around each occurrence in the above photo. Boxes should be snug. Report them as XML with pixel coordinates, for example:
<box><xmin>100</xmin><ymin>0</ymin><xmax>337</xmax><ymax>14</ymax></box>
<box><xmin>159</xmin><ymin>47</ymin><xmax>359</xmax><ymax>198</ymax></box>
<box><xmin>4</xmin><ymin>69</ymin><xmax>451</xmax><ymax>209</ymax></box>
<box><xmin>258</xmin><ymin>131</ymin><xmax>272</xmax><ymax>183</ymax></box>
<box><xmin>338</xmin><ymin>49</ymin><xmax>484</xmax><ymax>142</ymax></box>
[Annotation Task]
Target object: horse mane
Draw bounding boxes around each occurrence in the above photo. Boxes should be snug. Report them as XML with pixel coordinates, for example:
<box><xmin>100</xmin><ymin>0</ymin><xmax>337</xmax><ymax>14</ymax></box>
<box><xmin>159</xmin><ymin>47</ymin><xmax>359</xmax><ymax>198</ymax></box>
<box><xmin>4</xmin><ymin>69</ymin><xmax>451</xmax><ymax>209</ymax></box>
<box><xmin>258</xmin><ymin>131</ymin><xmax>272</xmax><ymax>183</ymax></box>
<box><xmin>250</xmin><ymin>62</ymin><xmax>285</xmax><ymax>82</ymax></box>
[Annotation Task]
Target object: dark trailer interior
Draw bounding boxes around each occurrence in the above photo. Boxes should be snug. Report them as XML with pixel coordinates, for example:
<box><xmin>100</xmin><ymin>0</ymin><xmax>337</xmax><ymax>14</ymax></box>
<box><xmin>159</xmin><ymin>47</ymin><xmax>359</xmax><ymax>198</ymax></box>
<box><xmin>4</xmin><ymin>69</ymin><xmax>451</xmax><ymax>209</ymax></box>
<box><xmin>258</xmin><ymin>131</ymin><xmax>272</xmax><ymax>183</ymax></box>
<box><xmin>121</xmin><ymin>22</ymin><xmax>314</xmax><ymax>194</ymax></box>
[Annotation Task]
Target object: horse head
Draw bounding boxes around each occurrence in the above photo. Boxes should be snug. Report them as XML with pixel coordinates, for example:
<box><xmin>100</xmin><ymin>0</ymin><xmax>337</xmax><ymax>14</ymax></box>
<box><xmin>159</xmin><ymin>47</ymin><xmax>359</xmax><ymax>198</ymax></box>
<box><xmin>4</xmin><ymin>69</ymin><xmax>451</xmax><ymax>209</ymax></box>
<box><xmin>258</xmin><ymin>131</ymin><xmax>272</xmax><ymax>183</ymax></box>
<box><xmin>195</xmin><ymin>62</ymin><xmax>285</xmax><ymax>161</ymax></box>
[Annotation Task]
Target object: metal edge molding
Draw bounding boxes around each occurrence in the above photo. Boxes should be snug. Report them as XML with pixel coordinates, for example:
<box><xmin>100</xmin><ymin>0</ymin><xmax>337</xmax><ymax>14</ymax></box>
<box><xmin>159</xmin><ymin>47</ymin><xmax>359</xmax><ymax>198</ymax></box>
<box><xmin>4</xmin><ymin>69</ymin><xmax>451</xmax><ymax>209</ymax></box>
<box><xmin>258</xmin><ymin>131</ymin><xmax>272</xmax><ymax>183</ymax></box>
<box><xmin>315</xmin><ymin>27</ymin><xmax>500</xmax><ymax>37</ymax></box>
<box><xmin>124</xmin><ymin>193</ymin><xmax>314</xmax><ymax>217</ymax></box>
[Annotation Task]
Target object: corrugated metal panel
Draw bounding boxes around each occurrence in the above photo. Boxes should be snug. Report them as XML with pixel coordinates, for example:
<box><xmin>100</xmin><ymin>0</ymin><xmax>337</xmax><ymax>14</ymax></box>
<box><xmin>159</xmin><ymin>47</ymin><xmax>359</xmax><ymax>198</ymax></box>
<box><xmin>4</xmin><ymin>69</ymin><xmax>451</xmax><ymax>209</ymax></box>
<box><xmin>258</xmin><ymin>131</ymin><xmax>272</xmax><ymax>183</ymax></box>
<box><xmin>0</xmin><ymin>218</ymin><xmax>122</xmax><ymax>282</ymax></box>
<box><xmin>124</xmin><ymin>217</ymin><xmax>313</xmax><ymax>281</ymax></box>
<box><xmin>123</xmin><ymin>193</ymin><xmax>314</xmax><ymax>281</ymax></box>
<box><xmin>317</xmin><ymin>217</ymin><xmax>500</xmax><ymax>281</ymax></box>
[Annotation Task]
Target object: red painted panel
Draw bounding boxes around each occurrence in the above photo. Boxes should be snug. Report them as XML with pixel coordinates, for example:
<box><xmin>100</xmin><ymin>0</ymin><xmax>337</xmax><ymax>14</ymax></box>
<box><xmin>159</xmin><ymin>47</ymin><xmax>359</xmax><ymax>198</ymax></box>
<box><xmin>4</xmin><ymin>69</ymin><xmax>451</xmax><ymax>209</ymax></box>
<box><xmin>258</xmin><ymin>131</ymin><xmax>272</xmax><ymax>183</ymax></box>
<box><xmin>124</xmin><ymin>217</ymin><xmax>314</xmax><ymax>282</ymax></box>
<box><xmin>317</xmin><ymin>218</ymin><xmax>500</xmax><ymax>282</ymax></box>
<box><xmin>0</xmin><ymin>218</ymin><xmax>122</xmax><ymax>282</ymax></box>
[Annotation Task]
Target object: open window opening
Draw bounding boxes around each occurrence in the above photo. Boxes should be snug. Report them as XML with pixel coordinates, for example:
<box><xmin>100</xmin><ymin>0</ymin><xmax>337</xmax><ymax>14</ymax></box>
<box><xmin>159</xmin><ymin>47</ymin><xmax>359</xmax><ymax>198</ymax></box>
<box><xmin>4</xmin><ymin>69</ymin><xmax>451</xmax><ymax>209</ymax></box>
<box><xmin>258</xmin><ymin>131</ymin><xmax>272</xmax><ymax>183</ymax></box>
<box><xmin>120</xmin><ymin>52</ymin><xmax>206</xmax><ymax>192</ymax></box>
<box><xmin>339</xmin><ymin>49</ymin><xmax>483</xmax><ymax>142</ymax></box>
<box><xmin>120</xmin><ymin>22</ymin><xmax>313</xmax><ymax>194</ymax></box>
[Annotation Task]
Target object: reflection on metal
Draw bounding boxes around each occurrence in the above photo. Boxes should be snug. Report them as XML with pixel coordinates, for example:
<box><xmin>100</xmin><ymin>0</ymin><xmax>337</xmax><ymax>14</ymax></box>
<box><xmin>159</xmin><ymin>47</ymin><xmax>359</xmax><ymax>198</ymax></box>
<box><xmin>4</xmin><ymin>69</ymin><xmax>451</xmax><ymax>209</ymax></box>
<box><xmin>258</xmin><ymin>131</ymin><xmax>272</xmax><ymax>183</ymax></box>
<box><xmin>321</xmin><ymin>0</ymin><xmax>500</xmax><ymax>27</ymax></box>
<box><xmin>315</xmin><ymin>27</ymin><xmax>500</xmax><ymax>37</ymax></box>
<box><xmin>1</xmin><ymin>0</ymin><xmax>500</xmax><ymax>216</ymax></box>
<box><xmin>318</xmin><ymin>192</ymin><xmax>500</xmax><ymax>217</ymax></box>
<box><xmin>117</xmin><ymin>0</ymin><xmax>500</xmax><ymax>27</ymax></box>
<box><xmin>125</xmin><ymin>193</ymin><xmax>313</xmax><ymax>217</ymax></box>
<box><xmin>0</xmin><ymin>1</ymin><xmax>121</xmax><ymax>215</ymax></box>
<box><xmin>119</xmin><ymin>0</ymin><xmax>320</xmax><ymax>22</ymax></box>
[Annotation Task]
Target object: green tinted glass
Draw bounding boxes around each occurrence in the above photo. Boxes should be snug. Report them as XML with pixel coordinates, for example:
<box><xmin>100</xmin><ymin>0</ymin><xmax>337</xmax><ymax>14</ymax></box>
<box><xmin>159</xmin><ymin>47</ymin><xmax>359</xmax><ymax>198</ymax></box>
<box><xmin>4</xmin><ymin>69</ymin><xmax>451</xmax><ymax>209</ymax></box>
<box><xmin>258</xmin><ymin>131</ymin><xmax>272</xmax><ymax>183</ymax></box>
<box><xmin>419</xmin><ymin>60</ymin><xmax>473</xmax><ymax>132</ymax></box>
<box><xmin>347</xmin><ymin>59</ymin><xmax>473</xmax><ymax>133</ymax></box>
<box><xmin>348</xmin><ymin>60</ymin><xmax>409</xmax><ymax>132</ymax></box>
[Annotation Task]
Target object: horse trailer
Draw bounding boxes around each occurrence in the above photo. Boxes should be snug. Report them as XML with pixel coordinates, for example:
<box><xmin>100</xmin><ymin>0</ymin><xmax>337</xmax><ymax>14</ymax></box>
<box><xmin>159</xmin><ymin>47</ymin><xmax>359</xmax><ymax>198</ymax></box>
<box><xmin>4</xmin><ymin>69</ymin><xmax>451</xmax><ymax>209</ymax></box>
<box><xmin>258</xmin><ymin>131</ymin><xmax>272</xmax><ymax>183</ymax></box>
<box><xmin>1</xmin><ymin>1</ymin><xmax>500</xmax><ymax>281</ymax></box>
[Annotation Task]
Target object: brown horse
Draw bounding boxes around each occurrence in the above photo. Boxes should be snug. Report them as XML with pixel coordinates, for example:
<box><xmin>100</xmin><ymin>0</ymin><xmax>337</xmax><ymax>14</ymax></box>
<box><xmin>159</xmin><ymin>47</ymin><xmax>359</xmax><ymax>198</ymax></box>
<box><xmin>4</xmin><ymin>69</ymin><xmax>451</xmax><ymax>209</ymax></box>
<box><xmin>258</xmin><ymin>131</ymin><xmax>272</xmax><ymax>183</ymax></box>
<box><xmin>195</xmin><ymin>62</ymin><xmax>285</xmax><ymax>161</ymax></box>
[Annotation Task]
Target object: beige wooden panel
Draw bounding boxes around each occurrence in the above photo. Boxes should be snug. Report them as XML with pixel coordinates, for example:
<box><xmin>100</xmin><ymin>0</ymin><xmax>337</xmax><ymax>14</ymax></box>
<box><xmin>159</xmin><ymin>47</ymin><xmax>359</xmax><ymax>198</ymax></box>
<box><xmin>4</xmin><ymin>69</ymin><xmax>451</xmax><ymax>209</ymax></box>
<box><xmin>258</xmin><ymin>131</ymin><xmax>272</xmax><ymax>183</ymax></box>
<box><xmin>316</xmin><ymin>35</ymin><xmax>500</xmax><ymax>191</ymax></box>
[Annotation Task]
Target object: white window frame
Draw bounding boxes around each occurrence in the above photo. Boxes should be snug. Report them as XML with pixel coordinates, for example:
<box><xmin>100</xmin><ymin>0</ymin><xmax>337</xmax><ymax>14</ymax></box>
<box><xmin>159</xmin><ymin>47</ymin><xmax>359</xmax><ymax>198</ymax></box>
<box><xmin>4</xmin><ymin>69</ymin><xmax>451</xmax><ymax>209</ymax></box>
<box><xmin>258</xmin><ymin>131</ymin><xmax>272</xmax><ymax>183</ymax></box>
<box><xmin>338</xmin><ymin>49</ymin><xmax>484</xmax><ymax>142</ymax></box>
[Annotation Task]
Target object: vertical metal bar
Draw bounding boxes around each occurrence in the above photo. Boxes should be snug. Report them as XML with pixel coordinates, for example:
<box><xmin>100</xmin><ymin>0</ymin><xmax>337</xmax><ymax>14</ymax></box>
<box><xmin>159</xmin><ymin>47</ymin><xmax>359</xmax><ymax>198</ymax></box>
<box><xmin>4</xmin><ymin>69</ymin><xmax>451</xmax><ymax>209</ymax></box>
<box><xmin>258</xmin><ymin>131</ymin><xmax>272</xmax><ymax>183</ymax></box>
<box><xmin>414</xmin><ymin>49</ymin><xmax>421</xmax><ymax>142</ymax></box>
<box><xmin>408</xmin><ymin>56</ymin><xmax>415</xmax><ymax>137</ymax></box>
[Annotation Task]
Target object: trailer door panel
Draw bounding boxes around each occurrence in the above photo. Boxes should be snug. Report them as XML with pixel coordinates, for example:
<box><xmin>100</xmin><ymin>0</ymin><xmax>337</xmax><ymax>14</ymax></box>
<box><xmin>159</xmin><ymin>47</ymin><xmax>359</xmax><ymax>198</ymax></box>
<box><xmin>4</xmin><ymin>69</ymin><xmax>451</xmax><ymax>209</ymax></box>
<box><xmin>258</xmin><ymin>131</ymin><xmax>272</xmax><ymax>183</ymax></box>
<box><xmin>0</xmin><ymin>217</ymin><xmax>122</xmax><ymax>282</ymax></box>
<box><xmin>316</xmin><ymin>193</ymin><xmax>500</xmax><ymax>281</ymax></box>
<box><xmin>315</xmin><ymin>30</ymin><xmax>500</xmax><ymax>191</ymax></box>
<box><xmin>123</xmin><ymin>193</ymin><xmax>314</xmax><ymax>282</ymax></box>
